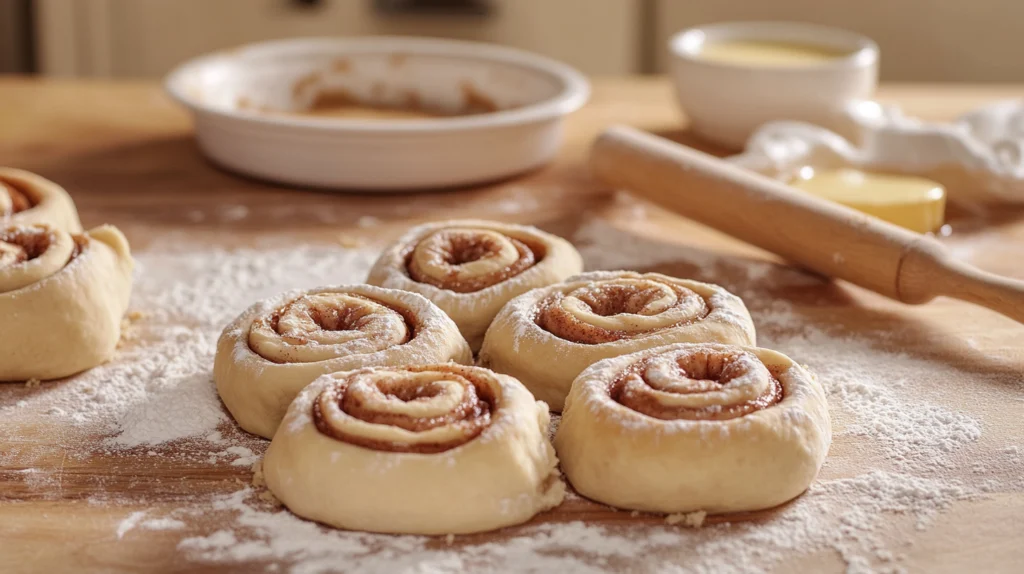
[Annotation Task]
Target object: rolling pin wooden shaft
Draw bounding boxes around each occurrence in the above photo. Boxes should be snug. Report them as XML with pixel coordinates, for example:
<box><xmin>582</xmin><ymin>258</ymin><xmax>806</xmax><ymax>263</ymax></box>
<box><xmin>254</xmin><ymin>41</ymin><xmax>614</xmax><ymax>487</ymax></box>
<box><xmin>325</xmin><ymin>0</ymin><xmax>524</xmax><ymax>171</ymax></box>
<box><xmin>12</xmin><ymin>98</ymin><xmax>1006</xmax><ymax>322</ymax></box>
<box><xmin>589</xmin><ymin>125</ymin><xmax>1024</xmax><ymax>325</ymax></box>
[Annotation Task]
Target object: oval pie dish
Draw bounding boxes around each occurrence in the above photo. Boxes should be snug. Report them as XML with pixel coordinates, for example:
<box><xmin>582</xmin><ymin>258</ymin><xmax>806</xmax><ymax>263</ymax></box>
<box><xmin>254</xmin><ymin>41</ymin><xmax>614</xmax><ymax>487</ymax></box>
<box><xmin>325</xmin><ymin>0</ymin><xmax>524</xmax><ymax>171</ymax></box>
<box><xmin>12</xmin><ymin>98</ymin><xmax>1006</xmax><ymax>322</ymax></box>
<box><xmin>165</xmin><ymin>36</ymin><xmax>590</xmax><ymax>191</ymax></box>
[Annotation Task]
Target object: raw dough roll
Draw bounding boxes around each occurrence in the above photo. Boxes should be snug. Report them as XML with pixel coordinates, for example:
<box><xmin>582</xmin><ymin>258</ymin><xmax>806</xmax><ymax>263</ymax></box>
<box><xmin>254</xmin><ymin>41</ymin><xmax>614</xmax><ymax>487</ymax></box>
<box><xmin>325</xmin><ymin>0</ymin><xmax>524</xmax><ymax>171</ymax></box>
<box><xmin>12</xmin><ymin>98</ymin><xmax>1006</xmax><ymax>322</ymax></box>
<box><xmin>366</xmin><ymin>219</ymin><xmax>583</xmax><ymax>351</ymax></box>
<box><xmin>0</xmin><ymin>168</ymin><xmax>82</xmax><ymax>232</ymax></box>
<box><xmin>479</xmin><ymin>271</ymin><xmax>756</xmax><ymax>410</ymax></box>
<box><xmin>214</xmin><ymin>285</ymin><xmax>473</xmax><ymax>438</ymax></box>
<box><xmin>263</xmin><ymin>363</ymin><xmax>565</xmax><ymax>534</ymax></box>
<box><xmin>0</xmin><ymin>223</ymin><xmax>133</xmax><ymax>381</ymax></box>
<box><xmin>555</xmin><ymin>343</ymin><xmax>831</xmax><ymax>514</ymax></box>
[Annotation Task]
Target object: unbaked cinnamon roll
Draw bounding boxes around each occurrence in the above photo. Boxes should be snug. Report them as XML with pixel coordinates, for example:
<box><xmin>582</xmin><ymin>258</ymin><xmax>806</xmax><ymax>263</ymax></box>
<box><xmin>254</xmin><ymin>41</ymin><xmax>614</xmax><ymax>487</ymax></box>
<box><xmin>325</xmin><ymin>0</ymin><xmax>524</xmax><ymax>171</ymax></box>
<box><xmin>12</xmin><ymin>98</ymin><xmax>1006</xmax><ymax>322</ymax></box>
<box><xmin>555</xmin><ymin>343</ymin><xmax>831</xmax><ymax>514</ymax></box>
<box><xmin>262</xmin><ymin>363</ymin><xmax>564</xmax><ymax>534</ymax></box>
<box><xmin>0</xmin><ymin>168</ymin><xmax>82</xmax><ymax>232</ymax></box>
<box><xmin>214</xmin><ymin>285</ymin><xmax>473</xmax><ymax>438</ymax></box>
<box><xmin>479</xmin><ymin>270</ymin><xmax>756</xmax><ymax>410</ymax></box>
<box><xmin>0</xmin><ymin>223</ymin><xmax>133</xmax><ymax>381</ymax></box>
<box><xmin>366</xmin><ymin>219</ymin><xmax>583</xmax><ymax>351</ymax></box>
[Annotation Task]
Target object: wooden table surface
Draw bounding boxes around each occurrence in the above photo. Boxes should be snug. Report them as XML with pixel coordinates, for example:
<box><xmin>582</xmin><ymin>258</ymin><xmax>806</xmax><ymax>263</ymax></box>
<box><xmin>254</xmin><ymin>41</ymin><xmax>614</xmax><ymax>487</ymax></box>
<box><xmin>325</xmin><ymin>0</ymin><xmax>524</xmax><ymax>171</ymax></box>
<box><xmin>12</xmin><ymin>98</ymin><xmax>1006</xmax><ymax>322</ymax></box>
<box><xmin>1</xmin><ymin>77</ymin><xmax>1023</xmax><ymax>573</ymax></box>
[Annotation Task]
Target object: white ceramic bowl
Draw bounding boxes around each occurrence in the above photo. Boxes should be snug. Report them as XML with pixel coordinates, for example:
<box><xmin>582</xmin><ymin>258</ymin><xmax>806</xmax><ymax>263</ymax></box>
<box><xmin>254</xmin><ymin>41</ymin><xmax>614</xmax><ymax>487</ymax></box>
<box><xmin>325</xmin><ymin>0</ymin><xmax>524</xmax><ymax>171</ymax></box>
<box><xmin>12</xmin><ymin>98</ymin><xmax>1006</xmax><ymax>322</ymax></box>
<box><xmin>668</xmin><ymin>22</ymin><xmax>879</xmax><ymax>149</ymax></box>
<box><xmin>165</xmin><ymin>37</ymin><xmax>590</xmax><ymax>191</ymax></box>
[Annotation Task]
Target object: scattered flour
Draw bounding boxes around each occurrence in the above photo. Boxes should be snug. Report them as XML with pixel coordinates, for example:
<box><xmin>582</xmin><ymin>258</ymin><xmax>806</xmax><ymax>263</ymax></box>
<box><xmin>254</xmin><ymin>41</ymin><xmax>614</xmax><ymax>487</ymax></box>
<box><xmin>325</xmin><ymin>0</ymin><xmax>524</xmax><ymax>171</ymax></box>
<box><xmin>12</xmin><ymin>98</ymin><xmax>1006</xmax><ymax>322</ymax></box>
<box><xmin>116</xmin><ymin>511</ymin><xmax>187</xmax><ymax>537</ymax></box>
<box><xmin>225</xmin><ymin>446</ymin><xmax>260</xmax><ymax>467</ymax></box>
<box><xmin>665</xmin><ymin>510</ymin><xmax>706</xmax><ymax>528</ymax></box>
<box><xmin>142</xmin><ymin>517</ymin><xmax>187</xmax><ymax>531</ymax></box>
<box><xmin>490</xmin><ymin>185</ymin><xmax>549</xmax><ymax>215</ymax></box>
<box><xmin>356</xmin><ymin>215</ymin><xmax>381</xmax><ymax>228</ymax></box>
<box><xmin>4</xmin><ymin>217</ymin><xmax>1022</xmax><ymax>573</ymax></box>
<box><xmin>117</xmin><ymin>511</ymin><xmax>147</xmax><ymax>539</ymax></box>
<box><xmin>220</xmin><ymin>205</ymin><xmax>250</xmax><ymax>223</ymax></box>
<box><xmin>4</xmin><ymin>242</ymin><xmax>379</xmax><ymax>448</ymax></box>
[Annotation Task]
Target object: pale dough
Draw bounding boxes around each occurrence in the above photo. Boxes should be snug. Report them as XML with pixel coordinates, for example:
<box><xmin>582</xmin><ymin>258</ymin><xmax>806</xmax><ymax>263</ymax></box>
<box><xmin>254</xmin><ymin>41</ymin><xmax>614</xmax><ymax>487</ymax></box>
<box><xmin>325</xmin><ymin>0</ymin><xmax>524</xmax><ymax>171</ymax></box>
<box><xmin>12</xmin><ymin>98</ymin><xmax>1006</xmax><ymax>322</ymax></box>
<box><xmin>554</xmin><ymin>343</ymin><xmax>831</xmax><ymax>514</ymax></box>
<box><xmin>214</xmin><ymin>285</ymin><xmax>473</xmax><ymax>438</ymax></box>
<box><xmin>0</xmin><ymin>223</ymin><xmax>133</xmax><ymax>381</ymax></box>
<box><xmin>479</xmin><ymin>271</ymin><xmax>756</xmax><ymax>410</ymax></box>
<box><xmin>263</xmin><ymin>363</ymin><xmax>565</xmax><ymax>534</ymax></box>
<box><xmin>0</xmin><ymin>168</ymin><xmax>82</xmax><ymax>232</ymax></box>
<box><xmin>366</xmin><ymin>219</ymin><xmax>583</xmax><ymax>352</ymax></box>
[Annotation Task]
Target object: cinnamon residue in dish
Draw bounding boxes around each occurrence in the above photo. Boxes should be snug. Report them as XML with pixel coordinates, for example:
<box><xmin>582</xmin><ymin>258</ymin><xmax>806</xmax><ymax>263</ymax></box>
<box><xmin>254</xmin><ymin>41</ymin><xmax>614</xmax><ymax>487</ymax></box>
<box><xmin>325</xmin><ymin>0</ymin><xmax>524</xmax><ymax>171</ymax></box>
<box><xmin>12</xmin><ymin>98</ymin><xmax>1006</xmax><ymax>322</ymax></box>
<box><xmin>269</xmin><ymin>87</ymin><xmax>456</xmax><ymax>120</ymax></box>
<box><xmin>291</xmin><ymin>71</ymin><xmax>324</xmax><ymax>100</ymax></box>
<box><xmin>290</xmin><ymin>86</ymin><xmax>499</xmax><ymax>121</ymax></box>
<box><xmin>388</xmin><ymin>53</ymin><xmax>409</xmax><ymax>68</ymax></box>
<box><xmin>460</xmin><ymin>81</ymin><xmax>500</xmax><ymax>114</ymax></box>
<box><xmin>261</xmin><ymin>73</ymin><xmax>508</xmax><ymax>120</ymax></box>
<box><xmin>331</xmin><ymin>58</ymin><xmax>352</xmax><ymax>73</ymax></box>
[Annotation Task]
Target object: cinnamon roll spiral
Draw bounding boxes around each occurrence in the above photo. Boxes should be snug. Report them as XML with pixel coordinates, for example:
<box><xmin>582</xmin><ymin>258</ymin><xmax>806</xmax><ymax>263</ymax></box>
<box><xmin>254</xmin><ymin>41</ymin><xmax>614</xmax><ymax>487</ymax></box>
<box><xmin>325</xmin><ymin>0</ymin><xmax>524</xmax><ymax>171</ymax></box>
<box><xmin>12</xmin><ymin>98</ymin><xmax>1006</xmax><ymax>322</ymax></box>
<box><xmin>263</xmin><ymin>364</ymin><xmax>565</xmax><ymax>534</ymax></box>
<box><xmin>555</xmin><ymin>343</ymin><xmax>831</xmax><ymax>514</ymax></box>
<box><xmin>214</xmin><ymin>285</ymin><xmax>473</xmax><ymax>438</ymax></box>
<box><xmin>312</xmin><ymin>366</ymin><xmax>494</xmax><ymax>453</ymax></box>
<box><xmin>0</xmin><ymin>223</ymin><xmax>133</xmax><ymax>381</ymax></box>
<box><xmin>0</xmin><ymin>168</ymin><xmax>83</xmax><ymax>232</ymax></box>
<box><xmin>367</xmin><ymin>219</ymin><xmax>583</xmax><ymax>351</ymax></box>
<box><xmin>479</xmin><ymin>271</ymin><xmax>756</xmax><ymax>410</ymax></box>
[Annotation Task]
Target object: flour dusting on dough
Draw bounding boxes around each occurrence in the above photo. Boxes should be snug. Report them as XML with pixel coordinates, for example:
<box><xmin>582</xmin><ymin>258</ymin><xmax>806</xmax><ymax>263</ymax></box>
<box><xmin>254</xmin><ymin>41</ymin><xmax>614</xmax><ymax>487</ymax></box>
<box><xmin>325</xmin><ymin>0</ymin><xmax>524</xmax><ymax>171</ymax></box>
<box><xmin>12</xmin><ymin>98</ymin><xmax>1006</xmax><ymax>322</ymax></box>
<box><xmin>2</xmin><ymin>220</ymin><xmax>1021</xmax><ymax>574</ymax></box>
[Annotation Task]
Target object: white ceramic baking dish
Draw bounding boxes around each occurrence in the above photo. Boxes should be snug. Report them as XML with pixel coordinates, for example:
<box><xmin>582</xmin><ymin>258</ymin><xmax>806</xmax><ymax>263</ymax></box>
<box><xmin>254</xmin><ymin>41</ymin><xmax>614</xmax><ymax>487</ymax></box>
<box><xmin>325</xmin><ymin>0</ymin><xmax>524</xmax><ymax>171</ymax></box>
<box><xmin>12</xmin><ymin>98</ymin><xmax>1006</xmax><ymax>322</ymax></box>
<box><xmin>165</xmin><ymin>37</ymin><xmax>590</xmax><ymax>191</ymax></box>
<box><xmin>668</xmin><ymin>21</ymin><xmax>878</xmax><ymax>149</ymax></box>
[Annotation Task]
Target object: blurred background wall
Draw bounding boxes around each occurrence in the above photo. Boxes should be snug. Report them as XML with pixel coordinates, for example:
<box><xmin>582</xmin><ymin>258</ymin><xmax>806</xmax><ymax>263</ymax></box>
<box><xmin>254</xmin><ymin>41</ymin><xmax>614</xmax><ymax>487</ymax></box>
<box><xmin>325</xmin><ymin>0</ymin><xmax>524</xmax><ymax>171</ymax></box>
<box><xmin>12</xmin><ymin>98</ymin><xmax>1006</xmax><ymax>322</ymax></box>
<box><xmin>2</xmin><ymin>0</ymin><xmax>1023</xmax><ymax>81</ymax></box>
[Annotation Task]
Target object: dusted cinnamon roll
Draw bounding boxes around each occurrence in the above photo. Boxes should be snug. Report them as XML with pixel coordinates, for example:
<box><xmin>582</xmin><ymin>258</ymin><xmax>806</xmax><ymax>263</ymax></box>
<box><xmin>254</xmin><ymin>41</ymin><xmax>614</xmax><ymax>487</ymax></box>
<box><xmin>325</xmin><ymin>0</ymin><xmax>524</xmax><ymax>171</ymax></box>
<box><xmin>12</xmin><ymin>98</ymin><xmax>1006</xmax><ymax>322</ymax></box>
<box><xmin>0</xmin><ymin>223</ymin><xmax>133</xmax><ymax>381</ymax></box>
<box><xmin>479</xmin><ymin>271</ymin><xmax>756</xmax><ymax>410</ymax></box>
<box><xmin>366</xmin><ymin>219</ymin><xmax>583</xmax><ymax>351</ymax></box>
<box><xmin>555</xmin><ymin>343</ymin><xmax>831</xmax><ymax>514</ymax></box>
<box><xmin>0</xmin><ymin>168</ymin><xmax>82</xmax><ymax>232</ymax></box>
<box><xmin>262</xmin><ymin>364</ymin><xmax>565</xmax><ymax>534</ymax></box>
<box><xmin>214</xmin><ymin>285</ymin><xmax>473</xmax><ymax>438</ymax></box>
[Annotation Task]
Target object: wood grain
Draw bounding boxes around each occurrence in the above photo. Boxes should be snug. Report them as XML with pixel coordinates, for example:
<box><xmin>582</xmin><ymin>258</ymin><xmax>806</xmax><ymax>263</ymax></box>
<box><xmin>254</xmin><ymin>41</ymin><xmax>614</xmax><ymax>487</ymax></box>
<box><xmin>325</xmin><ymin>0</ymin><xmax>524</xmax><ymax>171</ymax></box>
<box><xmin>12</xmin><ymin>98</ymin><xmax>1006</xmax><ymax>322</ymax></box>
<box><xmin>1</xmin><ymin>77</ymin><xmax>1023</xmax><ymax>573</ymax></box>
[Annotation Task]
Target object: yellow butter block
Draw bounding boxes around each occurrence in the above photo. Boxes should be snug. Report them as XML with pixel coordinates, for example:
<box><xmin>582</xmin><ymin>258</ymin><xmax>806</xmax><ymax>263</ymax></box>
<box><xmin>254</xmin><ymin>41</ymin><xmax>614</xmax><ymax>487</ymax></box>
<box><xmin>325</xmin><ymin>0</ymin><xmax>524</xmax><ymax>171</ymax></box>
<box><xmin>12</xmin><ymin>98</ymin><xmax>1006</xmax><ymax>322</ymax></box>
<box><xmin>791</xmin><ymin>168</ymin><xmax>946</xmax><ymax>233</ymax></box>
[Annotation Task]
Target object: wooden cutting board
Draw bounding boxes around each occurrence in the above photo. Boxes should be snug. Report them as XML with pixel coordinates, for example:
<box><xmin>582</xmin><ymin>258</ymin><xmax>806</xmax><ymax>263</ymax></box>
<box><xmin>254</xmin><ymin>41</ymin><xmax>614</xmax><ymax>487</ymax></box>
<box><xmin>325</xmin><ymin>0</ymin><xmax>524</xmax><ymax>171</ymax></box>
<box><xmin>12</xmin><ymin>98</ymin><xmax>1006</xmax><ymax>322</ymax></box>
<box><xmin>0</xmin><ymin>78</ymin><xmax>1022</xmax><ymax>573</ymax></box>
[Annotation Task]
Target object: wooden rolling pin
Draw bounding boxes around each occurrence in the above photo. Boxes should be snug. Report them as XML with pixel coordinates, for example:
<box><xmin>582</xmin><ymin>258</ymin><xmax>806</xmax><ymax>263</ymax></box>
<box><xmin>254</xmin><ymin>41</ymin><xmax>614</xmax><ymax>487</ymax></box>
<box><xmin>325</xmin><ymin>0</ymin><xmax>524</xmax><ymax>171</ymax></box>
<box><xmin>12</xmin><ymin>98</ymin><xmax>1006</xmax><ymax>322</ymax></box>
<box><xmin>589</xmin><ymin>124</ymin><xmax>1024</xmax><ymax>325</ymax></box>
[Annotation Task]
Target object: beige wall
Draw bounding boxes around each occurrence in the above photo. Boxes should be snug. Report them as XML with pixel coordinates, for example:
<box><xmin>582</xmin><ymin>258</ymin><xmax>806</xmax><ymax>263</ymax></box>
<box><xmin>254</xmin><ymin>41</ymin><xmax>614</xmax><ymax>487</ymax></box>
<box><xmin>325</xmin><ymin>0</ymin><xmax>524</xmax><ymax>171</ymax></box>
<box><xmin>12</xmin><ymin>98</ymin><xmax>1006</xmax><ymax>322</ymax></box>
<box><xmin>654</xmin><ymin>0</ymin><xmax>1024</xmax><ymax>82</ymax></box>
<box><xmin>36</xmin><ymin>0</ymin><xmax>642</xmax><ymax>77</ymax></box>
<box><xmin>35</xmin><ymin>0</ymin><xmax>1024</xmax><ymax>81</ymax></box>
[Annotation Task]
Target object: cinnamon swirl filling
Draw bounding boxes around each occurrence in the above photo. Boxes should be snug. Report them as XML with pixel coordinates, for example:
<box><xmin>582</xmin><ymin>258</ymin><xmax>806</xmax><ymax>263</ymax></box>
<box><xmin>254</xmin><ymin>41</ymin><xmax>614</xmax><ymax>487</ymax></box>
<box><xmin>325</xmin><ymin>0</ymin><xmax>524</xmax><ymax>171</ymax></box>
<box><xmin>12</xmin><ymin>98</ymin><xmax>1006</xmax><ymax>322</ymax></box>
<box><xmin>249</xmin><ymin>293</ymin><xmax>416</xmax><ymax>364</ymax></box>
<box><xmin>0</xmin><ymin>224</ymin><xmax>78</xmax><ymax>293</ymax></box>
<box><xmin>0</xmin><ymin>181</ymin><xmax>32</xmax><ymax>216</ymax></box>
<box><xmin>535</xmin><ymin>277</ymin><xmax>710</xmax><ymax>344</ymax></box>
<box><xmin>313</xmin><ymin>365</ymin><xmax>497</xmax><ymax>453</ymax></box>
<box><xmin>405</xmin><ymin>227</ymin><xmax>541</xmax><ymax>293</ymax></box>
<box><xmin>610</xmin><ymin>346</ymin><xmax>783</xmax><ymax>421</ymax></box>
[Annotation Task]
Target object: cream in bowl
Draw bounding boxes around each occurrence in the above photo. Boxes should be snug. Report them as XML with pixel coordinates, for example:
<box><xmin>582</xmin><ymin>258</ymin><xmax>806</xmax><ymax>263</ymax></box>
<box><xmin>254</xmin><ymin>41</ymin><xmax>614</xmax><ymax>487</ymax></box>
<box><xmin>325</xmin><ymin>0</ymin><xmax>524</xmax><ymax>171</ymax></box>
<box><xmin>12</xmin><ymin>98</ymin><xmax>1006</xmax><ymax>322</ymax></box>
<box><xmin>669</xmin><ymin>22</ymin><xmax>878</xmax><ymax>149</ymax></box>
<box><xmin>165</xmin><ymin>37</ymin><xmax>589</xmax><ymax>191</ymax></box>
<box><xmin>697</xmin><ymin>40</ymin><xmax>851</xmax><ymax>67</ymax></box>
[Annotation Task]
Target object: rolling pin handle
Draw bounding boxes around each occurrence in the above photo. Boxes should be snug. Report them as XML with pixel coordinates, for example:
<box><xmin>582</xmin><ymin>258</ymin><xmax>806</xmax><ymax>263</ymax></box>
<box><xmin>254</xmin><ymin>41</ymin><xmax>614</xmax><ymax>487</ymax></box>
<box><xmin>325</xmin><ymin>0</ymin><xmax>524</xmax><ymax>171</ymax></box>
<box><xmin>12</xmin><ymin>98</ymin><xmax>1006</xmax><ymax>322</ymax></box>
<box><xmin>900</xmin><ymin>240</ymin><xmax>1024</xmax><ymax>324</ymax></box>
